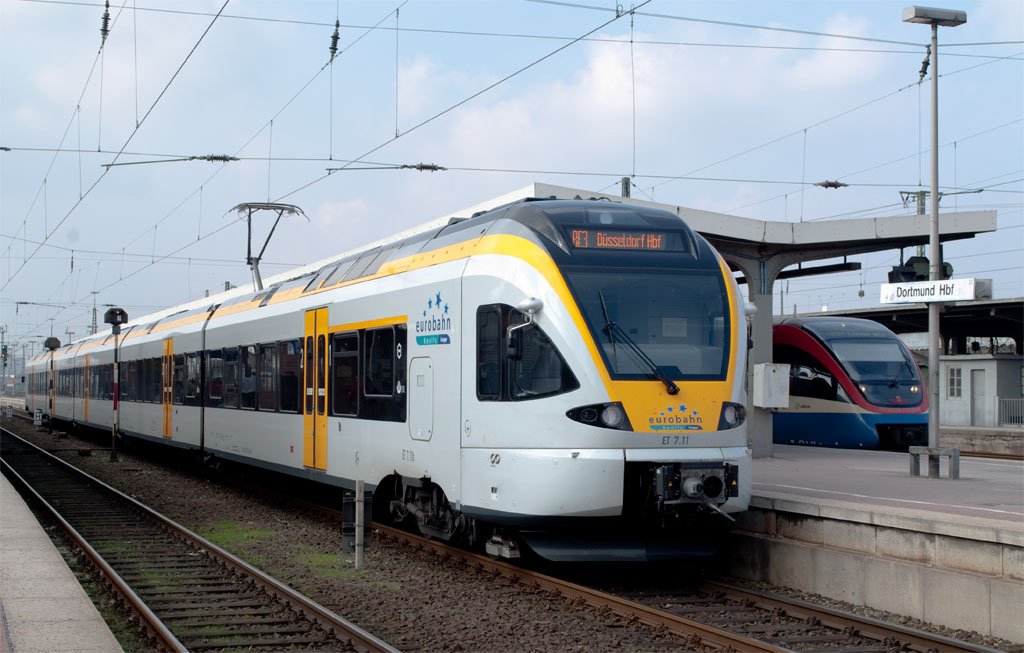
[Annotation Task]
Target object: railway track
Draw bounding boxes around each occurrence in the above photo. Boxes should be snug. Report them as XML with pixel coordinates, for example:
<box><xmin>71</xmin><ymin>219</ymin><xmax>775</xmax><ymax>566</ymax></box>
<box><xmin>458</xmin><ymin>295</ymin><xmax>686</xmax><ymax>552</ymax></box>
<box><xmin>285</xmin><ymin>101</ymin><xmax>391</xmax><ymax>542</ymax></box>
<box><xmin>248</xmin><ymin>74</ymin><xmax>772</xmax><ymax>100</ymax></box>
<box><xmin>218</xmin><ymin>463</ymin><xmax>1006</xmax><ymax>652</ymax></box>
<box><xmin>3</xmin><ymin>412</ymin><xmax>1014</xmax><ymax>651</ymax></box>
<box><xmin>373</xmin><ymin>524</ymin><xmax>1001</xmax><ymax>653</ymax></box>
<box><xmin>0</xmin><ymin>427</ymin><xmax>396</xmax><ymax>653</ymax></box>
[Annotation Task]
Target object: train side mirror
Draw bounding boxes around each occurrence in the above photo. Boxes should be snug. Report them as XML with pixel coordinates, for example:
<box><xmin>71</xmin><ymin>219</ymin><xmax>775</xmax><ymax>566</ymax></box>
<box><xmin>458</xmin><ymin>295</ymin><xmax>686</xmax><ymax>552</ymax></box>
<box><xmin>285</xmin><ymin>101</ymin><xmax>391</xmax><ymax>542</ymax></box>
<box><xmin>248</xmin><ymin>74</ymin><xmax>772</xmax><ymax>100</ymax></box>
<box><xmin>506</xmin><ymin>297</ymin><xmax>543</xmax><ymax>359</ymax></box>
<box><xmin>792</xmin><ymin>365</ymin><xmax>814</xmax><ymax>380</ymax></box>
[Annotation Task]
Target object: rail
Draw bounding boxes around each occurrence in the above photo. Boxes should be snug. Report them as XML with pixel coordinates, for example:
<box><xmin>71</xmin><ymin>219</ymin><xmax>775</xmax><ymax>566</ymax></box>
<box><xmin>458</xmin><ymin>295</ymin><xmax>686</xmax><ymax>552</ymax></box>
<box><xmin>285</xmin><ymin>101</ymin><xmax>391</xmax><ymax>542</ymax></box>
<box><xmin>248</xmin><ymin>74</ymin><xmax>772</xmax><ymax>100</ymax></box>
<box><xmin>0</xmin><ymin>427</ymin><xmax>398</xmax><ymax>653</ymax></box>
<box><xmin>998</xmin><ymin>396</ymin><xmax>1024</xmax><ymax>425</ymax></box>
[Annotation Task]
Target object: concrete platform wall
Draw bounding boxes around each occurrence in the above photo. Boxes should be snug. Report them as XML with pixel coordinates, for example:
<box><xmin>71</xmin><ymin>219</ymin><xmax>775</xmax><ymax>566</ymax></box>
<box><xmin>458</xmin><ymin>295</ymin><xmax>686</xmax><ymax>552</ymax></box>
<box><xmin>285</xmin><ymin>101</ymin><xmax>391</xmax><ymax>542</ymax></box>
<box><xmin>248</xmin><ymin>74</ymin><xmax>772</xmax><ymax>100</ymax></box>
<box><xmin>942</xmin><ymin>426</ymin><xmax>1024</xmax><ymax>457</ymax></box>
<box><xmin>723</xmin><ymin>497</ymin><xmax>1024</xmax><ymax>644</ymax></box>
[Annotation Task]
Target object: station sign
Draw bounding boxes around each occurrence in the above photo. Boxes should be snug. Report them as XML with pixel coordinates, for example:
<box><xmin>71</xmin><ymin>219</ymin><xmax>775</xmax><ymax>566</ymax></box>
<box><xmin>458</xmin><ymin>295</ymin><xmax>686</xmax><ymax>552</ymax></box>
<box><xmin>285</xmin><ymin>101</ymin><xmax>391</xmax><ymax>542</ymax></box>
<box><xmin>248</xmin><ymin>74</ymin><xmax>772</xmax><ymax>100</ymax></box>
<box><xmin>880</xmin><ymin>278</ymin><xmax>991</xmax><ymax>304</ymax></box>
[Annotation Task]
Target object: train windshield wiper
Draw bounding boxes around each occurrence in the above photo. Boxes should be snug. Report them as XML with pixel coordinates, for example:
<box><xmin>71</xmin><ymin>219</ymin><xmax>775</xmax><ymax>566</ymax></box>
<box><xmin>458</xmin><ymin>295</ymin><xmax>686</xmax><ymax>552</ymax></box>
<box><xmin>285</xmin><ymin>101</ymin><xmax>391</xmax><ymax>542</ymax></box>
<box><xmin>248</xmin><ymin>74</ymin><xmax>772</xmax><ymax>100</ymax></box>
<box><xmin>598</xmin><ymin>290</ymin><xmax>618</xmax><ymax>369</ymax></box>
<box><xmin>598</xmin><ymin>291</ymin><xmax>679</xmax><ymax>395</ymax></box>
<box><xmin>889</xmin><ymin>360</ymin><xmax>912</xmax><ymax>388</ymax></box>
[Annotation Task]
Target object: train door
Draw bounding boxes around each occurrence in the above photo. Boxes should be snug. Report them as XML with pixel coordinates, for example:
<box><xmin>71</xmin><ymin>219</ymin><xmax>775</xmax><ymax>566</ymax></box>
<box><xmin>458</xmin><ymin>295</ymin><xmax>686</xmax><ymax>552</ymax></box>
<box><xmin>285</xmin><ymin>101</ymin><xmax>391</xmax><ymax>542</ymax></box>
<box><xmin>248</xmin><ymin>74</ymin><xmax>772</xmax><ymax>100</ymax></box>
<box><xmin>303</xmin><ymin>308</ymin><xmax>328</xmax><ymax>470</ymax></box>
<box><xmin>162</xmin><ymin>338</ymin><xmax>174</xmax><ymax>438</ymax></box>
<box><xmin>409</xmin><ymin>357</ymin><xmax>433</xmax><ymax>441</ymax></box>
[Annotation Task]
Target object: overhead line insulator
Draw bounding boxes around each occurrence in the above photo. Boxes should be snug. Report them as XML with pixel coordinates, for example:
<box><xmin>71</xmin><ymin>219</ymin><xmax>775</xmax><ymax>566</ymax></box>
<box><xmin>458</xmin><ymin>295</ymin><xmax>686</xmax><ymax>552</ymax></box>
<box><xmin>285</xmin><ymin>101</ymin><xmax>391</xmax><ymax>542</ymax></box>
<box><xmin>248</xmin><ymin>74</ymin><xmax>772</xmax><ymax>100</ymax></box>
<box><xmin>329</xmin><ymin>19</ymin><xmax>341</xmax><ymax>62</ymax></box>
<box><xmin>918</xmin><ymin>44</ymin><xmax>931</xmax><ymax>82</ymax></box>
<box><xmin>100</xmin><ymin>0</ymin><xmax>111</xmax><ymax>47</ymax></box>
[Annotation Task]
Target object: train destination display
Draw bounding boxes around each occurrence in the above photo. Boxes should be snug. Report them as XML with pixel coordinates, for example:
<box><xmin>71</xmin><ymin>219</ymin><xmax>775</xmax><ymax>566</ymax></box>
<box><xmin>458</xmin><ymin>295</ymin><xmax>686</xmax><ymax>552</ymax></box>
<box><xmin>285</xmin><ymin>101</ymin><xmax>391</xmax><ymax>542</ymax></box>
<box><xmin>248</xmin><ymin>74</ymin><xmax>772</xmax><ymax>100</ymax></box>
<box><xmin>567</xmin><ymin>228</ymin><xmax>684</xmax><ymax>252</ymax></box>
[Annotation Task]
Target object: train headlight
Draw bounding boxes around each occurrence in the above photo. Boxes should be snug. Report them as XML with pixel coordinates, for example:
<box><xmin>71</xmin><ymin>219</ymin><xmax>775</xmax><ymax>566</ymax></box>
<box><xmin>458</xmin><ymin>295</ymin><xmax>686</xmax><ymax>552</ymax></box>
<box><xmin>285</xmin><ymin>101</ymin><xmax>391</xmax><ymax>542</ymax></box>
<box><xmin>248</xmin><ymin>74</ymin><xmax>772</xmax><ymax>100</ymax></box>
<box><xmin>566</xmin><ymin>402</ymin><xmax>632</xmax><ymax>431</ymax></box>
<box><xmin>717</xmin><ymin>402</ymin><xmax>747</xmax><ymax>430</ymax></box>
<box><xmin>600</xmin><ymin>404</ymin><xmax>624</xmax><ymax>428</ymax></box>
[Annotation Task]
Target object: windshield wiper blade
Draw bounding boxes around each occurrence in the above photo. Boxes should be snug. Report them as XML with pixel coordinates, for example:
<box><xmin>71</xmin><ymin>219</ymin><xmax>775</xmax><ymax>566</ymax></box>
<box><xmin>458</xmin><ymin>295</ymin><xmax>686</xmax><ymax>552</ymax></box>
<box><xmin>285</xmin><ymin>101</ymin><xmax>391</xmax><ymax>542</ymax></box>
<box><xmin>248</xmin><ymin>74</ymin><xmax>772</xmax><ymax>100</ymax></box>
<box><xmin>598</xmin><ymin>290</ymin><xmax>618</xmax><ymax>368</ymax></box>
<box><xmin>889</xmin><ymin>360</ymin><xmax>912</xmax><ymax>388</ymax></box>
<box><xmin>611</xmin><ymin>323</ymin><xmax>679</xmax><ymax>395</ymax></box>
<box><xmin>596</xmin><ymin>291</ymin><xmax>678</xmax><ymax>395</ymax></box>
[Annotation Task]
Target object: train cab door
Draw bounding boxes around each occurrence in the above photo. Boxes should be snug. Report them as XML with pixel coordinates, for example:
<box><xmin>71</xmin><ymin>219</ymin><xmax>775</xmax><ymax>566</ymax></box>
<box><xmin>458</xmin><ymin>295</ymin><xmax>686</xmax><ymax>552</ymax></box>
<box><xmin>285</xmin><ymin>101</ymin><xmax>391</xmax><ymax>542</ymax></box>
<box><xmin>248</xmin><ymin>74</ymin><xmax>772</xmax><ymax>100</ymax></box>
<box><xmin>162</xmin><ymin>338</ymin><xmax>174</xmax><ymax>438</ymax></box>
<box><xmin>303</xmin><ymin>308</ymin><xmax>329</xmax><ymax>470</ymax></box>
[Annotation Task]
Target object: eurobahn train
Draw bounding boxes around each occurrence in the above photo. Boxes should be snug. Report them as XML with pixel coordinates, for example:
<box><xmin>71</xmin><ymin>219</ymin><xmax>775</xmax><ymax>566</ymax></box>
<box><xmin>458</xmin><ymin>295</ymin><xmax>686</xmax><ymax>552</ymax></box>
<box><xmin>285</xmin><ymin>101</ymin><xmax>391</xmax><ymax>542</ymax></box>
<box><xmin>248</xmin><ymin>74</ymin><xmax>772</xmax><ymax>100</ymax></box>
<box><xmin>26</xmin><ymin>197</ymin><xmax>752</xmax><ymax>561</ymax></box>
<box><xmin>772</xmin><ymin>316</ymin><xmax>928</xmax><ymax>450</ymax></box>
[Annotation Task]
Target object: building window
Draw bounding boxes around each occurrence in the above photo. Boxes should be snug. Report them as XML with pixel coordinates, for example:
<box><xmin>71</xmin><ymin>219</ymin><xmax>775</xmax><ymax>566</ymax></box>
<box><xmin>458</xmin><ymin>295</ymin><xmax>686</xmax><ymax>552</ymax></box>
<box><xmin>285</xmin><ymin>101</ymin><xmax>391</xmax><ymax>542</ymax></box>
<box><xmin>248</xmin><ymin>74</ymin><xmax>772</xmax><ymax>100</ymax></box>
<box><xmin>948</xmin><ymin>366</ymin><xmax>962</xmax><ymax>398</ymax></box>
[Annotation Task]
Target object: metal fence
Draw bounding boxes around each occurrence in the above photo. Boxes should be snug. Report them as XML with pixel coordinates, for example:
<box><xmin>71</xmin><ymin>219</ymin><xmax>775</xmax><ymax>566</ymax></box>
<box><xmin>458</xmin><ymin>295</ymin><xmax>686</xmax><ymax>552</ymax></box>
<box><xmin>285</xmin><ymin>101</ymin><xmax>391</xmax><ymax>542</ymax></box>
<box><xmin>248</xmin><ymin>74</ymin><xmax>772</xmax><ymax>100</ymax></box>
<box><xmin>998</xmin><ymin>397</ymin><xmax>1024</xmax><ymax>425</ymax></box>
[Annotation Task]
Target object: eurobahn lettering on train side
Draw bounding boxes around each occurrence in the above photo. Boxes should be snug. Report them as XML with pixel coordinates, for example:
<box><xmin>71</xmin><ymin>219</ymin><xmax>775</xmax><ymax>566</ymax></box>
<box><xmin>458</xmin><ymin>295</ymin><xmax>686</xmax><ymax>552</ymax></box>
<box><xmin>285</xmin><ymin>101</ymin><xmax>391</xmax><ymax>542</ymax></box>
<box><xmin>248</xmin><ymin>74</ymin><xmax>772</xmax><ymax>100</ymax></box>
<box><xmin>568</xmin><ymin>228</ymin><xmax>682</xmax><ymax>252</ymax></box>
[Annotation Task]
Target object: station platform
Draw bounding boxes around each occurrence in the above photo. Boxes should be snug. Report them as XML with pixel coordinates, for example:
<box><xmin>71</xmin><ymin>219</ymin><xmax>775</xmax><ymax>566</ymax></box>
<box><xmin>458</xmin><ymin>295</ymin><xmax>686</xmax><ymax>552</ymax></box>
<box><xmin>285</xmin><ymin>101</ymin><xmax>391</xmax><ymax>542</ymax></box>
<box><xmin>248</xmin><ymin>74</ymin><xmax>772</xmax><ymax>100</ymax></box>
<box><xmin>729</xmin><ymin>445</ymin><xmax>1023</xmax><ymax>644</ymax></box>
<box><xmin>752</xmin><ymin>444</ymin><xmax>1023</xmax><ymax>527</ymax></box>
<box><xmin>0</xmin><ymin>473</ymin><xmax>122</xmax><ymax>652</ymax></box>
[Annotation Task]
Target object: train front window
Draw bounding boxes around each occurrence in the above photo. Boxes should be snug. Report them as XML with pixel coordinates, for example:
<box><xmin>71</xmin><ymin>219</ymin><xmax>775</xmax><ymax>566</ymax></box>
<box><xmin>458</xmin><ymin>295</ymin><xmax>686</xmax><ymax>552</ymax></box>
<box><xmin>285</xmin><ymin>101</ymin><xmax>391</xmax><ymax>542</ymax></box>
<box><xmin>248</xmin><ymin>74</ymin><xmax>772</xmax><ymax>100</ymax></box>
<box><xmin>826</xmin><ymin>338</ymin><xmax>922</xmax><ymax>407</ymax></box>
<box><xmin>827</xmin><ymin>339</ymin><xmax>918</xmax><ymax>384</ymax></box>
<box><xmin>566</xmin><ymin>269</ymin><xmax>729</xmax><ymax>380</ymax></box>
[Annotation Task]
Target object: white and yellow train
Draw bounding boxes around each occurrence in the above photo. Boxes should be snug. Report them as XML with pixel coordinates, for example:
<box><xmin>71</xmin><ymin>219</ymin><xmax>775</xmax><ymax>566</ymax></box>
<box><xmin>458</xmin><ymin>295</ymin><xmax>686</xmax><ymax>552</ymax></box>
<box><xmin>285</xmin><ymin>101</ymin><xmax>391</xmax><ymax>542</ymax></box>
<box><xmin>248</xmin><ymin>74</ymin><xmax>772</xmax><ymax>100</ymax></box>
<box><xmin>27</xmin><ymin>198</ymin><xmax>752</xmax><ymax>561</ymax></box>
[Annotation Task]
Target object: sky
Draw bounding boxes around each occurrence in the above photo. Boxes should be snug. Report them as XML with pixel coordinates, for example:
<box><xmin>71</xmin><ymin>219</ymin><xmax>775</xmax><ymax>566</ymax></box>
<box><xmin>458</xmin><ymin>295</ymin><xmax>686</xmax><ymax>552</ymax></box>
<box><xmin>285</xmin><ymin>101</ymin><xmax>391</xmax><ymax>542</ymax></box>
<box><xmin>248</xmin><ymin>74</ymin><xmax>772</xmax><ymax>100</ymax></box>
<box><xmin>1</xmin><ymin>0</ymin><xmax>1022</xmax><ymax>357</ymax></box>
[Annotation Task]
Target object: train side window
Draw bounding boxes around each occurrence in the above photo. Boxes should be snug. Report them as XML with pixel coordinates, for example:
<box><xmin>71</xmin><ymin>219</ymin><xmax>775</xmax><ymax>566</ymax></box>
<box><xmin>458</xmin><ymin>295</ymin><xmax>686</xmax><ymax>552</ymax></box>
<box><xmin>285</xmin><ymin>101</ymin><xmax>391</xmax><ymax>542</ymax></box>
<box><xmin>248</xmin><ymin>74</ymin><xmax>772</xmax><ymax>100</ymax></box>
<box><xmin>477</xmin><ymin>307</ymin><xmax>502</xmax><ymax>400</ymax></box>
<box><xmin>173</xmin><ymin>355</ymin><xmax>186</xmax><ymax>405</ymax></box>
<box><xmin>123</xmin><ymin>361</ymin><xmax>133</xmax><ymax>401</ymax></box>
<box><xmin>331</xmin><ymin>332</ymin><xmax>359</xmax><ymax>416</ymax></box>
<box><xmin>258</xmin><ymin>343</ymin><xmax>278</xmax><ymax>411</ymax></box>
<box><xmin>207</xmin><ymin>349</ymin><xmax>224</xmax><ymax>407</ymax></box>
<box><xmin>149</xmin><ymin>358</ymin><xmax>160</xmax><ymax>403</ymax></box>
<box><xmin>185</xmin><ymin>353</ymin><xmax>201</xmax><ymax>406</ymax></box>
<box><xmin>279</xmin><ymin>340</ymin><xmax>302</xmax><ymax>413</ymax></box>
<box><xmin>139</xmin><ymin>359</ymin><xmax>149</xmax><ymax>402</ymax></box>
<box><xmin>508</xmin><ymin>316</ymin><xmax>579</xmax><ymax>400</ymax></box>
<box><xmin>364</xmin><ymin>327</ymin><xmax>394</xmax><ymax>397</ymax></box>
<box><xmin>359</xmin><ymin>325</ymin><xmax>406</xmax><ymax>422</ymax></box>
<box><xmin>776</xmin><ymin>344</ymin><xmax>837</xmax><ymax>401</ymax></box>
<box><xmin>223</xmin><ymin>347</ymin><xmax>240</xmax><ymax>408</ymax></box>
<box><xmin>131</xmin><ymin>360</ymin><xmax>141</xmax><ymax>401</ymax></box>
<box><xmin>476</xmin><ymin>304</ymin><xmax>578</xmax><ymax>402</ymax></box>
<box><xmin>240</xmin><ymin>345</ymin><xmax>258</xmax><ymax>409</ymax></box>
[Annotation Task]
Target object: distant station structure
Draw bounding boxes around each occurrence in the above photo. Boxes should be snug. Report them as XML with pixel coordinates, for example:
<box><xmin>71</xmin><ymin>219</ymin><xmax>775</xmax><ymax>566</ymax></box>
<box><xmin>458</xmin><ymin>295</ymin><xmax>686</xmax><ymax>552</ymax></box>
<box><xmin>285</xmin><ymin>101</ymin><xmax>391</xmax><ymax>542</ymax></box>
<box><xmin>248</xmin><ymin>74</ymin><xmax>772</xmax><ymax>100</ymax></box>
<box><xmin>444</xmin><ymin>183</ymin><xmax>998</xmax><ymax>457</ymax></box>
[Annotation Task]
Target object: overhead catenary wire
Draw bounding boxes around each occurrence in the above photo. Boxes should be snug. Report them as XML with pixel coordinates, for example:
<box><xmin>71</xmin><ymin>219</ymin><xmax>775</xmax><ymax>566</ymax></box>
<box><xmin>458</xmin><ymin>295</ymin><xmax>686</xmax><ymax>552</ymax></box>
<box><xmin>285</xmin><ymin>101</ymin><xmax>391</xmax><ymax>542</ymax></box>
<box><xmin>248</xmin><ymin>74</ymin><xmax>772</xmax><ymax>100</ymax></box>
<box><xmin>1</xmin><ymin>0</ymin><xmax>231</xmax><ymax>294</ymax></box>
<box><xmin>275</xmin><ymin>0</ymin><xmax>655</xmax><ymax>202</ymax></box>
<box><xmin>6</xmin><ymin>2</ymin><xmax>1015</xmax><ymax>345</ymax></box>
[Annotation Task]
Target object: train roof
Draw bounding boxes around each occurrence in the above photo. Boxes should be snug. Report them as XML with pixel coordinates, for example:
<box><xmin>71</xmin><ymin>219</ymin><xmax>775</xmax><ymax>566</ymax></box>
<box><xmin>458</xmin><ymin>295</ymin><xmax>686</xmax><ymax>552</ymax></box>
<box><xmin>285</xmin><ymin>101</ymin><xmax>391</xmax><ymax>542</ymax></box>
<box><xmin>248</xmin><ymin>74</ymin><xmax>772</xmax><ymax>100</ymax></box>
<box><xmin>776</xmin><ymin>316</ymin><xmax>901</xmax><ymax>340</ymax></box>
<box><xmin>99</xmin><ymin>198</ymin><xmax>717</xmax><ymax>337</ymax></box>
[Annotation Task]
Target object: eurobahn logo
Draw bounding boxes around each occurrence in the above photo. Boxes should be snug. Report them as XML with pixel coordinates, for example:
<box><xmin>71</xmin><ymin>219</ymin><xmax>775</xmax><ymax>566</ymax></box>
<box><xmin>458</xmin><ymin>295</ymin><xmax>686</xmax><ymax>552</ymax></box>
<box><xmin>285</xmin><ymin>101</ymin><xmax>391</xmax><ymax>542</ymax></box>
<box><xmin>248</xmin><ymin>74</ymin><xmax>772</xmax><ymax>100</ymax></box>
<box><xmin>650</xmin><ymin>403</ymin><xmax>704</xmax><ymax>431</ymax></box>
<box><xmin>415</xmin><ymin>290</ymin><xmax>452</xmax><ymax>345</ymax></box>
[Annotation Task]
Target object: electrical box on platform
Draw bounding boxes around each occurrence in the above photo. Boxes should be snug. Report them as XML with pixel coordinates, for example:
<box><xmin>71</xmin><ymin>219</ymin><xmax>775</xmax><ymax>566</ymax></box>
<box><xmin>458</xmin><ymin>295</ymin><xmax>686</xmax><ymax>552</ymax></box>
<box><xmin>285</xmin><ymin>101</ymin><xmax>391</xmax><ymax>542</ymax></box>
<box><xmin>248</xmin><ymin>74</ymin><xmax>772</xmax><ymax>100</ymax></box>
<box><xmin>753</xmin><ymin>363</ymin><xmax>790</xmax><ymax>409</ymax></box>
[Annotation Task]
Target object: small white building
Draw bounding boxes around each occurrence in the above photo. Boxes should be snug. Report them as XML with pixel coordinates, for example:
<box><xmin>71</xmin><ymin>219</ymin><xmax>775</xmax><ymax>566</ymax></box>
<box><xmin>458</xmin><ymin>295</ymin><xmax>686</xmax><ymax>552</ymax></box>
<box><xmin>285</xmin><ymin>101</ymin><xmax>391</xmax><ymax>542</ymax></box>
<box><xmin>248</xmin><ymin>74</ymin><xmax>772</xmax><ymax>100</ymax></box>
<box><xmin>939</xmin><ymin>355</ymin><xmax>1024</xmax><ymax>427</ymax></box>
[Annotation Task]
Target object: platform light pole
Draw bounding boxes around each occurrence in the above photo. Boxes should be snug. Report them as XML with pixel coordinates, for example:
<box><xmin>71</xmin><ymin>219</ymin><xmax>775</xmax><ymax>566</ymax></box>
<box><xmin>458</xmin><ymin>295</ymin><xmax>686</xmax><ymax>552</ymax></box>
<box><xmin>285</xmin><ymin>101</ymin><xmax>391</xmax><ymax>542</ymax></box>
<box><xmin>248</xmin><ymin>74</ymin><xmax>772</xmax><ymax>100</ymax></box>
<box><xmin>902</xmin><ymin>6</ymin><xmax>966</xmax><ymax>450</ymax></box>
<box><xmin>104</xmin><ymin>307</ymin><xmax>128</xmax><ymax>462</ymax></box>
<box><xmin>44</xmin><ymin>337</ymin><xmax>61</xmax><ymax>434</ymax></box>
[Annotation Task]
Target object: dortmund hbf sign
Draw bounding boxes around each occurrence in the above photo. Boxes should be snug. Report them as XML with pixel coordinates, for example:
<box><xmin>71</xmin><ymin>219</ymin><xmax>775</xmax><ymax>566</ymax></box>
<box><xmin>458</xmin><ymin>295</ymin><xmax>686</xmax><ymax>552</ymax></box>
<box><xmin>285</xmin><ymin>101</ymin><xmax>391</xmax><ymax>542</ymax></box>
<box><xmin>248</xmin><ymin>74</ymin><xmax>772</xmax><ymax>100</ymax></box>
<box><xmin>881</xmin><ymin>278</ymin><xmax>991</xmax><ymax>304</ymax></box>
